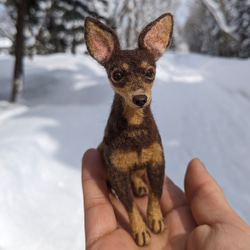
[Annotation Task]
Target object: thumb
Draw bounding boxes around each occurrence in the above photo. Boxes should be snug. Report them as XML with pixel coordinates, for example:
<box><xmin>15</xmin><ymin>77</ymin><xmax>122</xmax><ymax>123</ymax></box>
<box><xmin>184</xmin><ymin>158</ymin><xmax>235</xmax><ymax>226</ymax></box>
<box><xmin>82</xmin><ymin>149</ymin><xmax>117</xmax><ymax>248</ymax></box>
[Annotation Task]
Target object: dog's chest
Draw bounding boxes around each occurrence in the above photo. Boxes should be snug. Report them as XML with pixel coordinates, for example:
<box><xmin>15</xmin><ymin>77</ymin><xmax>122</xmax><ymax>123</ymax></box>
<box><xmin>104</xmin><ymin>115</ymin><xmax>159</xmax><ymax>152</ymax></box>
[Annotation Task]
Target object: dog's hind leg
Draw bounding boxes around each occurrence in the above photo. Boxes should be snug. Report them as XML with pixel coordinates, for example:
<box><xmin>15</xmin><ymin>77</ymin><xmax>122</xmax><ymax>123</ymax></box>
<box><xmin>131</xmin><ymin>169</ymin><xmax>148</xmax><ymax>197</ymax></box>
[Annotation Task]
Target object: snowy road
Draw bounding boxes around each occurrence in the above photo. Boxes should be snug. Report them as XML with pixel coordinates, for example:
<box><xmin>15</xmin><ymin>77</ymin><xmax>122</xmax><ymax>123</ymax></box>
<box><xmin>156</xmin><ymin>54</ymin><xmax>250</xmax><ymax>220</ymax></box>
<box><xmin>0</xmin><ymin>52</ymin><xmax>249</xmax><ymax>249</ymax></box>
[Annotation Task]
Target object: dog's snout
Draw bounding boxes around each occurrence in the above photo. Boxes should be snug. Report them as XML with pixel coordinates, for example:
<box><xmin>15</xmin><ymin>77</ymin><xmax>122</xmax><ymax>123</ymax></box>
<box><xmin>133</xmin><ymin>95</ymin><xmax>147</xmax><ymax>107</ymax></box>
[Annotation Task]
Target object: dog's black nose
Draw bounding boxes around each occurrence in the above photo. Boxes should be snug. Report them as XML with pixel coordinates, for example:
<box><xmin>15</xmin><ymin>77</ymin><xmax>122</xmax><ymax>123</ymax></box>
<box><xmin>133</xmin><ymin>95</ymin><xmax>147</xmax><ymax>107</ymax></box>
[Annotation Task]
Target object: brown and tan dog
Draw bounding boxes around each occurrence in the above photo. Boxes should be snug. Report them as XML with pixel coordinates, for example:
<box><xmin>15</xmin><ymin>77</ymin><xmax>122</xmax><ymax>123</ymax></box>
<box><xmin>84</xmin><ymin>13</ymin><xmax>173</xmax><ymax>246</ymax></box>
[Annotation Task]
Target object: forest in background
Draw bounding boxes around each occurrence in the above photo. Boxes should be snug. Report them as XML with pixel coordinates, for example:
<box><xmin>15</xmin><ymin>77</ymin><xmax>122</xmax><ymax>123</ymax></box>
<box><xmin>0</xmin><ymin>0</ymin><xmax>249</xmax><ymax>102</ymax></box>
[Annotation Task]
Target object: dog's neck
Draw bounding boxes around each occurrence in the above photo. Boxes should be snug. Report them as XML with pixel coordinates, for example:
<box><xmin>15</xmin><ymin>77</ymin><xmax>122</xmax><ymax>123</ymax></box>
<box><xmin>112</xmin><ymin>93</ymin><xmax>151</xmax><ymax>126</ymax></box>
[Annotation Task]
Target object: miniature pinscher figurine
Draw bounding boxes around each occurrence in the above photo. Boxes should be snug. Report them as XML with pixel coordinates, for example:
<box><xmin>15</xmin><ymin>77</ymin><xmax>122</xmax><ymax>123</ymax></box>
<box><xmin>84</xmin><ymin>13</ymin><xmax>173</xmax><ymax>246</ymax></box>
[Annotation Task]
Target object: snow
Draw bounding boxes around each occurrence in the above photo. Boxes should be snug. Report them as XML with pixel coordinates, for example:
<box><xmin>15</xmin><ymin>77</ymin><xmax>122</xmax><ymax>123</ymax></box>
<box><xmin>0</xmin><ymin>37</ymin><xmax>12</xmax><ymax>49</ymax></box>
<box><xmin>0</xmin><ymin>52</ymin><xmax>250</xmax><ymax>249</ymax></box>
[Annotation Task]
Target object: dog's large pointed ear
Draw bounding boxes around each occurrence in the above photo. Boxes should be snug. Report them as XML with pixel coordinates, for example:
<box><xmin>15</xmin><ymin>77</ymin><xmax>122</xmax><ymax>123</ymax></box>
<box><xmin>138</xmin><ymin>13</ymin><xmax>173</xmax><ymax>61</ymax></box>
<box><xmin>84</xmin><ymin>17</ymin><xmax>120</xmax><ymax>65</ymax></box>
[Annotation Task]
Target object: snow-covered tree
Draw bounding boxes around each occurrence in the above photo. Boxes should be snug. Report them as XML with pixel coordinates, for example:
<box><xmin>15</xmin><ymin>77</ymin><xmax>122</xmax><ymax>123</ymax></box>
<box><xmin>113</xmin><ymin>0</ymin><xmax>179</xmax><ymax>49</ymax></box>
<box><xmin>2</xmin><ymin>0</ymin><xmax>115</xmax><ymax>101</ymax></box>
<box><xmin>0</xmin><ymin>3</ymin><xmax>15</xmax><ymax>44</ymax></box>
<box><xmin>184</xmin><ymin>0</ymin><xmax>250</xmax><ymax>58</ymax></box>
<box><xmin>33</xmin><ymin>1</ymin><xmax>68</xmax><ymax>54</ymax></box>
<box><xmin>223</xmin><ymin>0</ymin><xmax>250</xmax><ymax>58</ymax></box>
<box><xmin>60</xmin><ymin>0</ymin><xmax>114</xmax><ymax>54</ymax></box>
<box><xmin>32</xmin><ymin>0</ymin><xmax>114</xmax><ymax>54</ymax></box>
<box><xmin>4</xmin><ymin>0</ymin><xmax>42</xmax><ymax>102</ymax></box>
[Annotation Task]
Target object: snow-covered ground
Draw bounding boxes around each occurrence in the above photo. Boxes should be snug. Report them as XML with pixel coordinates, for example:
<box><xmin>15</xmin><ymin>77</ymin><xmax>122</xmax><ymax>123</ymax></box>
<box><xmin>0</xmin><ymin>52</ymin><xmax>250</xmax><ymax>250</ymax></box>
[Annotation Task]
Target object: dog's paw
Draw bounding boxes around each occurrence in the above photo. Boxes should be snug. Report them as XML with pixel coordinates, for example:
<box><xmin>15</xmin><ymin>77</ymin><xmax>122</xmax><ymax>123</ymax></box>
<box><xmin>130</xmin><ymin>204</ymin><xmax>151</xmax><ymax>246</ymax></box>
<box><xmin>134</xmin><ymin>184</ymin><xmax>148</xmax><ymax>196</ymax></box>
<box><xmin>132</xmin><ymin>178</ymin><xmax>148</xmax><ymax>196</ymax></box>
<box><xmin>133</xmin><ymin>227</ymin><xmax>151</xmax><ymax>246</ymax></box>
<box><xmin>148</xmin><ymin>215</ymin><xmax>165</xmax><ymax>234</ymax></box>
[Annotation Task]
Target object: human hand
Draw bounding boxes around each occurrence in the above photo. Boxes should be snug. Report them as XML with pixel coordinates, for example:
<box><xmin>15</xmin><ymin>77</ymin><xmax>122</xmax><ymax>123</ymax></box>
<box><xmin>82</xmin><ymin>149</ymin><xmax>250</xmax><ymax>249</ymax></box>
<box><xmin>185</xmin><ymin>157</ymin><xmax>250</xmax><ymax>249</ymax></box>
<box><xmin>82</xmin><ymin>148</ymin><xmax>195</xmax><ymax>249</ymax></box>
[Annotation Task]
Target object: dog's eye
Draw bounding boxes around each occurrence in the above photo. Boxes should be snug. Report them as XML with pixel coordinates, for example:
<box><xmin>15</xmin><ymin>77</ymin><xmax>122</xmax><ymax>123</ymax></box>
<box><xmin>145</xmin><ymin>68</ymin><xmax>154</xmax><ymax>78</ymax></box>
<box><xmin>113</xmin><ymin>71</ymin><xmax>124</xmax><ymax>81</ymax></box>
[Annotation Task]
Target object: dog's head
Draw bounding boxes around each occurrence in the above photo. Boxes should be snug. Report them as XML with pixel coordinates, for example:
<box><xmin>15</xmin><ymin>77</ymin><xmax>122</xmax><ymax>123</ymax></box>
<box><xmin>84</xmin><ymin>14</ymin><xmax>173</xmax><ymax>109</ymax></box>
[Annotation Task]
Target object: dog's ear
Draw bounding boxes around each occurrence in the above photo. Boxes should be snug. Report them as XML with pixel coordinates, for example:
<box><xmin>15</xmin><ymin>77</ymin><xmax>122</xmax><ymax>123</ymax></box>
<box><xmin>138</xmin><ymin>13</ymin><xmax>173</xmax><ymax>61</ymax></box>
<box><xmin>84</xmin><ymin>17</ymin><xmax>120</xmax><ymax>65</ymax></box>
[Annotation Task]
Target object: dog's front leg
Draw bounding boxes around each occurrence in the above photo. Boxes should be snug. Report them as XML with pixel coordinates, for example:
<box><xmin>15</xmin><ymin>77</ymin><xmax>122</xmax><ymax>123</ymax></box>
<box><xmin>108</xmin><ymin>167</ymin><xmax>151</xmax><ymax>246</ymax></box>
<box><xmin>146</xmin><ymin>158</ymin><xmax>165</xmax><ymax>234</ymax></box>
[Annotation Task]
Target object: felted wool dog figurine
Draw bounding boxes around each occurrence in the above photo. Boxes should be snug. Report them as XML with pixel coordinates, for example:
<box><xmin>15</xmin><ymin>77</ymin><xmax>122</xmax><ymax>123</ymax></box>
<box><xmin>84</xmin><ymin>13</ymin><xmax>173</xmax><ymax>246</ymax></box>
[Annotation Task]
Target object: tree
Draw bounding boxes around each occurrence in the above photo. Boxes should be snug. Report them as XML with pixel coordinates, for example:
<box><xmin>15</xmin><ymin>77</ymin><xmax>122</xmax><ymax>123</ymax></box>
<box><xmin>184</xmin><ymin>0</ymin><xmax>250</xmax><ymax>58</ymax></box>
<box><xmin>0</xmin><ymin>3</ymin><xmax>15</xmax><ymax>44</ymax></box>
<box><xmin>32</xmin><ymin>0</ymin><xmax>114</xmax><ymax>55</ymax></box>
<box><xmin>9</xmin><ymin>0</ymin><xmax>26</xmax><ymax>102</ymax></box>
<box><xmin>5</xmin><ymin>0</ymin><xmax>42</xmax><ymax>102</ymax></box>
<box><xmin>4</xmin><ymin>0</ymin><xmax>114</xmax><ymax>102</ymax></box>
<box><xmin>222</xmin><ymin>0</ymin><xmax>250</xmax><ymax>58</ymax></box>
<box><xmin>113</xmin><ymin>0</ymin><xmax>179</xmax><ymax>49</ymax></box>
<box><xmin>61</xmin><ymin>0</ymin><xmax>112</xmax><ymax>54</ymax></box>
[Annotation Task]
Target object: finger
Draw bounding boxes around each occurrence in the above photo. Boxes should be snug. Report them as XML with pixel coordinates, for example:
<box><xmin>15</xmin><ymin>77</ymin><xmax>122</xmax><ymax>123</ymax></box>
<box><xmin>161</xmin><ymin>177</ymin><xmax>196</xmax><ymax>244</ymax></box>
<box><xmin>184</xmin><ymin>158</ymin><xmax>234</xmax><ymax>225</ymax></box>
<box><xmin>82</xmin><ymin>149</ymin><xmax>117</xmax><ymax>247</ymax></box>
<box><xmin>160</xmin><ymin>175</ymin><xmax>188</xmax><ymax>217</ymax></box>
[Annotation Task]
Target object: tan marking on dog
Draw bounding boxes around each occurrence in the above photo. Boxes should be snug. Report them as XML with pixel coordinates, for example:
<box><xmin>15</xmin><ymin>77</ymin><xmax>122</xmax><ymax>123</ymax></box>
<box><xmin>111</xmin><ymin>78</ymin><xmax>153</xmax><ymax>109</ymax></box>
<box><xmin>123</xmin><ymin>105</ymin><xmax>144</xmax><ymax>125</ymax></box>
<box><xmin>111</xmin><ymin>82</ymin><xmax>136</xmax><ymax>108</ymax></box>
<box><xmin>147</xmin><ymin>193</ymin><xmax>165</xmax><ymax>233</ymax></box>
<box><xmin>122</xmin><ymin>63</ymin><xmax>129</xmax><ymax>70</ymax></box>
<box><xmin>129</xmin><ymin>204</ymin><xmax>151</xmax><ymax>246</ymax></box>
<box><xmin>134</xmin><ymin>169</ymin><xmax>146</xmax><ymax>177</ymax></box>
<box><xmin>133</xmin><ymin>88</ymin><xmax>145</xmax><ymax>95</ymax></box>
<box><xmin>141</xmin><ymin>142</ymin><xmax>163</xmax><ymax>165</ymax></box>
<box><xmin>131</xmin><ymin>169</ymin><xmax>148</xmax><ymax>196</ymax></box>
<box><xmin>140</xmin><ymin>61</ymin><xmax>148</xmax><ymax>68</ymax></box>
<box><xmin>111</xmin><ymin>142</ymin><xmax>163</xmax><ymax>171</ymax></box>
<box><xmin>111</xmin><ymin>150</ymin><xmax>138</xmax><ymax>171</ymax></box>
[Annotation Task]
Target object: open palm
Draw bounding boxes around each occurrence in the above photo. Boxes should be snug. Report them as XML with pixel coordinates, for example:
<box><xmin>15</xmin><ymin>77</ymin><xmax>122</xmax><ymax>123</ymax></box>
<box><xmin>82</xmin><ymin>149</ymin><xmax>250</xmax><ymax>250</ymax></box>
